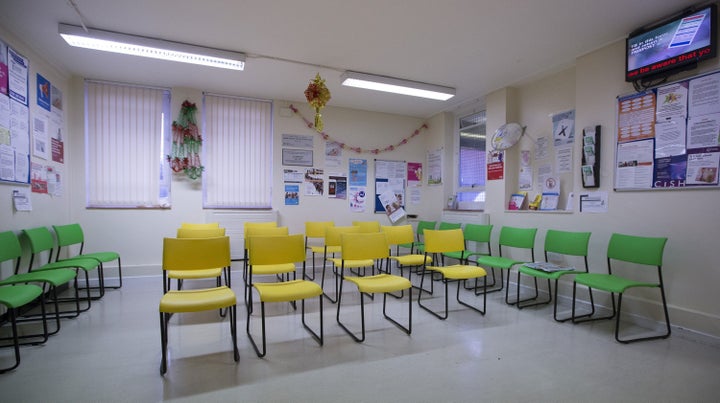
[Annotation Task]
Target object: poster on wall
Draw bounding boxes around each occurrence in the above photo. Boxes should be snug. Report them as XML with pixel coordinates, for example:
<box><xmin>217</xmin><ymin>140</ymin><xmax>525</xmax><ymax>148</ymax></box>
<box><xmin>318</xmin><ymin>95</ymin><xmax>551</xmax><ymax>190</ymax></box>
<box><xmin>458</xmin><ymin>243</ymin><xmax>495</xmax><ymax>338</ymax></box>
<box><xmin>487</xmin><ymin>150</ymin><xmax>504</xmax><ymax>180</ymax></box>
<box><xmin>407</xmin><ymin>161</ymin><xmax>422</xmax><ymax>187</ymax></box>
<box><xmin>615</xmin><ymin>69</ymin><xmax>720</xmax><ymax>190</ymax></box>
<box><xmin>348</xmin><ymin>158</ymin><xmax>368</xmax><ymax>212</ymax></box>
<box><xmin>374</xmin><ymin>159</ymin><xmax>406</xmax><ymax>214</ymax></box>
<box><xmin>0</xmin><ymin>39</ymin><xmax>30</xmax><ymax>185</ymax></box>
<box><xmin>284</xmin><ymin>184</ymin><xmax>300</xmax><ymax>205</ymax></box>
<box><xmin>552</xmin><ymin>109</ymin><xmax>575</xmax><ymax>146</ymax></box>
<box><xmin>427</xmin><ymin>148</ymin><xmax>442</xmax><ymax>185</ymax></box>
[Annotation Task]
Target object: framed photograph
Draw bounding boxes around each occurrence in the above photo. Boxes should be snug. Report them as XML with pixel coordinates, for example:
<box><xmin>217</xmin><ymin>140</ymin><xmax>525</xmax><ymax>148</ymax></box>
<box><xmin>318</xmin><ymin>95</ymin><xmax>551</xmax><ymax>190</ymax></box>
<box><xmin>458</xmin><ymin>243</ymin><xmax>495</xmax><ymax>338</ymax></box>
<box><xmin>282</xmin><ymin>148</ymin><xmax>313</xmax><ymax>167</ymax></box>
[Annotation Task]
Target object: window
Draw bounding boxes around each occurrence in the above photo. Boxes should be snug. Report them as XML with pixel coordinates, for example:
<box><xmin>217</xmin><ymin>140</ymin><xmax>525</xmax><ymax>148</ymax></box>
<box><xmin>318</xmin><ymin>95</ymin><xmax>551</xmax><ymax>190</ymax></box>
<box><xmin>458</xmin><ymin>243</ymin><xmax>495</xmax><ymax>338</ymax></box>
<box><xmin>456</xmin><ymin>110</ymin><xmax>486</xmax><ymax>207</ymax></box>
<box><xmin>85</xmin><ymin>80</ymin><xmax>171</xmax><ymax>208</ymax></box>
<box><xmin>202</xmin><ymin>94</ymin><xmax>273</xmax><ymax>208</ymax></box>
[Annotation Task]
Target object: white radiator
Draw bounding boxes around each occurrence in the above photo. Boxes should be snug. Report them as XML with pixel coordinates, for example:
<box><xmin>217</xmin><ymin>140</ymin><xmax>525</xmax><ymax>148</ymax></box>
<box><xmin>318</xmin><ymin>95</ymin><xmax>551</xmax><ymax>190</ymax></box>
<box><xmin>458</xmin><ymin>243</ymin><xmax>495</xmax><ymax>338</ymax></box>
<box><xmin>440</xmin><ymin>211</ymin><xmax>489</xmax><ymax>226</ymax></box>
<box><xmin>205</xmin><ymin>210</ymin><xmax>278</xmax><ymax>260</ymax></box>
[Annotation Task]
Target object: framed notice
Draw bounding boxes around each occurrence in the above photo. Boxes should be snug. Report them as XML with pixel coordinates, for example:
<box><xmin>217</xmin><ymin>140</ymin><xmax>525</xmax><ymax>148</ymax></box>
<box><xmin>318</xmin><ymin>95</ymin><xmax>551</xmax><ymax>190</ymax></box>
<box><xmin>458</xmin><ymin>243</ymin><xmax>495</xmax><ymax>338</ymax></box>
<box><xmin>282</xmin><ymin>148</ymin><xmax>313</xmax><ymax>167</ymax></box>
<box><xmin>615</xmin><ymin>69</ymin><xmax>720</xmax><ymax>191</ymax></box>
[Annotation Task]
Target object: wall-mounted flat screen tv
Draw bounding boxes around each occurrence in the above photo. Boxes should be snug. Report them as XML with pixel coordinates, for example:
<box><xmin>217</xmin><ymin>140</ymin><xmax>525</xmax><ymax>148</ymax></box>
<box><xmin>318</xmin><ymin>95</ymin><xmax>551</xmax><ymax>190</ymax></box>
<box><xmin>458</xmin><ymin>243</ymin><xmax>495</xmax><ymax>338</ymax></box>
<box><xmin>626</xmin><ymin>3</ymin><xmax>717</xmax><ymax>82</ymax></box>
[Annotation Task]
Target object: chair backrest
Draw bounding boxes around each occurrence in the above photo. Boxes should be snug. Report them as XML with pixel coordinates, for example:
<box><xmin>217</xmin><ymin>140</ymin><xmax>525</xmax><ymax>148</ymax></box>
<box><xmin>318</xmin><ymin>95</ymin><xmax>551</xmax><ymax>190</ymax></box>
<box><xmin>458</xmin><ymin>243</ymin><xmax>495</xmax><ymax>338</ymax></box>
<box><xmin>305</xmin><ymin>221</ymin><xmax>335</xmax><ymax>238</ymax></box>
<box><xmin>352</xmin><ymin>221</ymin><xmax>381</xmax><ymax>233</ymax></box>
<box><xmin>53</xmin><ymin>224</ymin><xmax>85</xmax><ymax>248</ymax></box>
<box><xmin>341</xmin><ymin>232</ymin><xmax>389</xmax><ymax>261</ymax></box>
<box><xmin>498</xmin><ymin>226</ymin><xmax>537</xmax><ymax>249</ymax></box>
<box><xmin>180</xmin><ymin>222</ymin><xmax>220</xmax><ymax>229</ymax></box>
<box><xmin>423</xmin><ymin>228</ymin><xmax>465</xmax><ymax>254</ymax></box>
<box><xmin>249</xmin><ymin>234</ymin><xmax>305</xmax><ymax>266</ymax></box>
<box><xmin>415</xmin><ymin>220</ymin><xmax>437</xmax><ymax>241</ymax></box>
<box><xmin>176</xmin><ymin>227</ymin><xmax>226</xmax><ymax>238</ymax></box>
<box><xmin>162</xmin><ymin>236</ymin><xmax>231</xmax><ymax>272</ymax></box>
<box><xmin>381</xmin><ymin>225</ymin><xmax>415</xmax><ymax>246</ymax></box>
<box><xmin>0</xmin><ymin>231</ymin><xmax>22</xmax><ymax>267</ymax></box>
<box><xmin>245</xmin><ymin>226</ymin><xmax>289</xmax><ymax>248</ymax></box>
<box><xmin>545</xmin><ymin>229</ymin><xmax>591</xmax><ymax>257</ymax></box>
<box><xmin>438</xmin><ymin>222</ymin><xmax>462</xmax><ymax>230</ymax></box>
<box><xmin>243</xmin><ymin>221</ymin><xmax>278</xmax><ymax>238</ymax></box>
<box><xmin>462</xmin><ymin>223</ymin><xmax>493</xmax><ymax>256</ymax></box>
<box><xmin>23</xmin><ymin>227</ymin><xmax>55</xmax><ymax>256</ymax></box>
<box><xmin>325</xmin><ymin>226</ymin><xmax>362</xmax><ymax>247</ymax></box>
<box><xmin>607</xmin><ymin>233</ymin><xmax>667</xmax><ymax>267</ymax></box>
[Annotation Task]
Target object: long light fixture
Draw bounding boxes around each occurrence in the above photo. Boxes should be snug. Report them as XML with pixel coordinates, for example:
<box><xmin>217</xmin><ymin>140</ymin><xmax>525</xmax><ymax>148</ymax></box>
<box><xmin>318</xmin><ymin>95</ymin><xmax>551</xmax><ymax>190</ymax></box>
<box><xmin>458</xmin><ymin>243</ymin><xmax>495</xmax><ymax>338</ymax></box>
<box><xmin>58</xmin><ymin>23</ymin><xmax>245</xmax><ymax>71</ymax></box>
<box><xmin>340</xmin><ymin>71</ymin><xmax>455</xmax><ymax>101</ymax></box>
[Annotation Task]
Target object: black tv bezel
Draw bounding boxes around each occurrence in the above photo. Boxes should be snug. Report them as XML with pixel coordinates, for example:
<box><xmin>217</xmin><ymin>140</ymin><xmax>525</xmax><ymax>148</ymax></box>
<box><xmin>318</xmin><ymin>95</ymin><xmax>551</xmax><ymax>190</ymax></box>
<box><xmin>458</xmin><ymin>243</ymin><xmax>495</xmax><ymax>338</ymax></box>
<box><xmin>625</xmin><ymin>3</ymin><xmax>717</xmax><ymax>83</ymax></box>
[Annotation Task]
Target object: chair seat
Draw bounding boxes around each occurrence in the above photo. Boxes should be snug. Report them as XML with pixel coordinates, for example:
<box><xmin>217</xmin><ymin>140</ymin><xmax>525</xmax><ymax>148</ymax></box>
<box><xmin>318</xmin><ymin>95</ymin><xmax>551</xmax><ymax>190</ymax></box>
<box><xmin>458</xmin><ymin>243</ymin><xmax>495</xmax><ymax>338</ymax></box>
<box><xmin>0</xmin><ymin>269</ymin><xmax>77</xmax><ymax>287</ymax></box>
<box><xmin>160</xmin><ymin>286</ymin><xmax>236</xmax><ymax>313</ymax></box>
<box><xmin>254</xmin><ymin>280</ymin><xmax>323</xmax><ymax>303</ymax></box>
<box><xmin>251</xmin><ymin>263</ymin><xmax>296</xmax><ymax>275</ymax></box>
<box><xmin>574</xmin><ymin>273</ymin><xmax>658</xmax><ymax>294</ymax></box>
<box><xmin>441</xmin><ymin>251</ymin><xmax>464</xmax><ymax>260</ymax></box>
<box><xmin>426</xmin><ymin>264</ymin><xmax>487</xmax><ymax>280</ymax></box>
<box><xmin>518</xmin><ymin>266</ymin><xmax>576</xmax><ymax>280</ymax></box>
<box><xmin>318</xmin><ymin>246</ymin><xmax>341</xmax><ymax>254</ymax></box>
<box><xmin>391</xmin><ymin>254</ymin><xmax>431</xmax><ymax>266</ymax></box>
<box><xmin>167</xmin><ymin>268</ymin><xmax>223</xmax><ymax>280</ymax></box>
<box><xmin>35</xmin><ymin>257</ymin><xmax>100</xmax><ymax>272</ymax></box>
<box><xmin>78</xmin><ymin>251</ymin><xmax>119</xmax><ymax>263</ymax></box>
<box><xmin>345</xmin><ymin>274</ymin><xmax>411</xmax><ymax>293</ymax></box>
<box><xmin>0</xmin><ymin>284</ymin><xmax>43</xmax><ymax>308</ymax></box>
<box><xmin>474</xmin><ymin>255</ymin><xmax>521</xmax><ymax>269</ymax></box>
<box><xmin>328</xmin><ymin>257</ymin><xmax>374</xmax><ymax>268</ymax></box>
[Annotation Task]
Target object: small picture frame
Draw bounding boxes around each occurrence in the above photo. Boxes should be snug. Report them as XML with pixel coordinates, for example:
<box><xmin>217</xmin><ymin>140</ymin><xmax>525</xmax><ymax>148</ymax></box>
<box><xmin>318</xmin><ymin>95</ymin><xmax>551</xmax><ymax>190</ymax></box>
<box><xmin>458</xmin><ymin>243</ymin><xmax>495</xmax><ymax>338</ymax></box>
<box><xmin>282</xmin><ymin>148</ymin><xmax>313</xmax><ymax>167</ymax></box>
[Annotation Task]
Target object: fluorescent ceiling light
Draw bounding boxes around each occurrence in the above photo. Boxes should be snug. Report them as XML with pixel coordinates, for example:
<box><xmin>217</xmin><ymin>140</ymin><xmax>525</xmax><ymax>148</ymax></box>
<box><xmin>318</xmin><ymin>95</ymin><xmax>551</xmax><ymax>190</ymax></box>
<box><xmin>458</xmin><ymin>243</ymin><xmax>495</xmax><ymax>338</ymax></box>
<box><xmin>58</xmin><ymin>23</ymin><xmax>245</xmax><ymax>71</ymax></box>
<box><xmin>340</xmin><ymin>71</ymin><xmax>455</xmax><ymax>101</ymax></box>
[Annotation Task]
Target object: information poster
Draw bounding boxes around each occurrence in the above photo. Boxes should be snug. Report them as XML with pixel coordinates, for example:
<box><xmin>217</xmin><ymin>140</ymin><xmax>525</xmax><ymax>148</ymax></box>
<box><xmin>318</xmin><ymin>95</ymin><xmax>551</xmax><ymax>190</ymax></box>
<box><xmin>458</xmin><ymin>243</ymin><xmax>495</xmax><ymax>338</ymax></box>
<box><xmin>615</xmin><ymin>69</ymin><xmax>720</xmax><ymax>190</ymax></box>
<box><xmin>0</xmin><ymin>40</ymin><xmax>30</xmax><ymax>185</ymax></box>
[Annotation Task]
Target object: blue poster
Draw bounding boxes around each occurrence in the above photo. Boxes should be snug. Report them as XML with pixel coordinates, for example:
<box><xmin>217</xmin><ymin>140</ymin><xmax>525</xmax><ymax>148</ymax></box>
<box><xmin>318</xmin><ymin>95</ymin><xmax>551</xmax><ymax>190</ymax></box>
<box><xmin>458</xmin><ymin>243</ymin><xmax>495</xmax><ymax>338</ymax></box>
<box><xmin>36</xmin><ymin>73</ymin><xmax>51</xmax><ymax>111</ymax></box>
<box><xmin>284</xmin><ymin>184</ymin><xmax>299</xmax><ymax>205</ymax></box>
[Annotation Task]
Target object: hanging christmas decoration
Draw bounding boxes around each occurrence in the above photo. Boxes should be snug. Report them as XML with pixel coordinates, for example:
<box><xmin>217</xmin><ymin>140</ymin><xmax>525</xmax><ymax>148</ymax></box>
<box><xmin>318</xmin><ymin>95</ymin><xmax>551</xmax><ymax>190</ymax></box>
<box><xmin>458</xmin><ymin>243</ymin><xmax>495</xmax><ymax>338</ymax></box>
<box><xmin>304</xmin><ymin>73</ymin><xmax>331</xmax><ymax>132</ymax></box>
<box><xmin>289</xmin><ymin>104</ymin><xmax>429</xmax><ymax>154</ymax></box>
<box><xmin>167</xmin><ymin>100</ymin><xmax>204</xmax><ymax>180</ymax></box>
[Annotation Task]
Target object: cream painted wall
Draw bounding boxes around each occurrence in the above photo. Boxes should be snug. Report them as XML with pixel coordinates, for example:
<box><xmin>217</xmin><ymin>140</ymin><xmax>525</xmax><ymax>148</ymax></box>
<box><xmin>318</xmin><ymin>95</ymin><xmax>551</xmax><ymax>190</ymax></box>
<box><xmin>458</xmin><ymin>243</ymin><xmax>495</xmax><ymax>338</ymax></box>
<box><xmin>486</xmin><ymin>40</ymin><xmax>720</xmax><ymax>338</ymax></box>
<box><xmin>0</xmin><ymin>26</ymin><xmax>72</xmax><ymax>279</ymax></box>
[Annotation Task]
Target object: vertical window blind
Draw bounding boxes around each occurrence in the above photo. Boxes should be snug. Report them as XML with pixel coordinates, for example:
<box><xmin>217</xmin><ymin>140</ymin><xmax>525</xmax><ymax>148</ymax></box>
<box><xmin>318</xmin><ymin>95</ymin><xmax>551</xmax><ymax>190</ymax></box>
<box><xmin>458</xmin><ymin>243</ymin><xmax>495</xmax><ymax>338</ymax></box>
<box><xmin>203</xmin><ymin>94</ymin><xmax>273</xmax><ymax>208</ymax></box>
<box><xmin>85</xmin><ymin>80</ymin><xmax>170</xmax><ymax>208</ymax></box>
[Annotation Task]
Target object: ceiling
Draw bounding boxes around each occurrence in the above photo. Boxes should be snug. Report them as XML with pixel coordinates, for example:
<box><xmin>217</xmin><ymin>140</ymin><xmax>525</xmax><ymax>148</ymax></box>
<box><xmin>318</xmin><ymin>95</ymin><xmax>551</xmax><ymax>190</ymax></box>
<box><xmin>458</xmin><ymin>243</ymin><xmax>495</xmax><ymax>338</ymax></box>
<box><xmin>0</xmin><ymin>0</ymin><xmax>695</xmax><ymax>118</ymax></box>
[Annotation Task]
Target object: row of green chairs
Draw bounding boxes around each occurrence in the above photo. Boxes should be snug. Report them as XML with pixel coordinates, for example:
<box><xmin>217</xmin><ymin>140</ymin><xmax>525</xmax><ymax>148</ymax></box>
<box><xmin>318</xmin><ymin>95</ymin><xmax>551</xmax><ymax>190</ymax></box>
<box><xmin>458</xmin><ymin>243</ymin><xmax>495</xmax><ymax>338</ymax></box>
<box><xmin>428</xmin><ymin>224</ymin><xmax>670</xmax><ymax>343</ymax></box>
<box><xmin>0</xmin><ymin>224</ymin><xmax>122</xmax><ymax>372</ymax></box>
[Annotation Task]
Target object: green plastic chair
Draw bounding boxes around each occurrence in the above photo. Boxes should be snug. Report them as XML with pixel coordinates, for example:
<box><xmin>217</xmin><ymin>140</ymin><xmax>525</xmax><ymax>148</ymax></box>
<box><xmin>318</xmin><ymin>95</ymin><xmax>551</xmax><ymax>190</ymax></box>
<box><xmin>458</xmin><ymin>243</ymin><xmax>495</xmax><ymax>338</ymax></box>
<box><xmin>474</xmin><ymin>226</ymin><xmax>537</xmax><ymax>304</ymax></box>
<box><xmin>571</xmin><ymin>233</ymin><xmax>669</xmax><ymax>343</ymax></box>
<box><xmin>53</xmin><ymin>224</ymin><xmax>123</xmax><ymax>289</ymax></box>
<box><xmin>0</xmin><ymin>231</ymin><xmax>83</xmax><ymax>335</ymax></box>
<box><xmin>398</xmin><ymin>220</ymin><xmax>436</xmax><ymax>254</ymax></box>
<box><xmin>515</xmin><ymin>230</ymin><xmax>591</xmax><ymax>322</ymax></box>
<box><xmin>0</xmin><ymin>283</ymin><xmax>46</xmax><ymax>373</ymax></box>
<box><xmin>23</xmin><ymin>227</ymin><xmax>105</xmax><ymax>300</ymax></box>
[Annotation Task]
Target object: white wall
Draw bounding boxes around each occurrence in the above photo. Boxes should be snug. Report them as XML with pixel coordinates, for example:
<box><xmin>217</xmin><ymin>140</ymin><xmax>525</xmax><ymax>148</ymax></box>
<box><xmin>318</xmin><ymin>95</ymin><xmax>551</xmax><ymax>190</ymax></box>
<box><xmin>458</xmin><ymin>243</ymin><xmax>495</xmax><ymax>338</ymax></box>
<box><xmin>485</xmin><ymin>40</ymin><xmax>720</xmax><ymax>338</ymax></box>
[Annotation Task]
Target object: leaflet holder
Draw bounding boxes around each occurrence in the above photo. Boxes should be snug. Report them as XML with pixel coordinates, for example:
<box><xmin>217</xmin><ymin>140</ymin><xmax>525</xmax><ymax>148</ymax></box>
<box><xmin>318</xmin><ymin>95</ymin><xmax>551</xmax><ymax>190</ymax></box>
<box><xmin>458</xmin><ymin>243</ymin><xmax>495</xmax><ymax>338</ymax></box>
<box><xmin>581</xmin><ymin>126</ymin><xmax>601</xmax><ymax>188</ymax></box>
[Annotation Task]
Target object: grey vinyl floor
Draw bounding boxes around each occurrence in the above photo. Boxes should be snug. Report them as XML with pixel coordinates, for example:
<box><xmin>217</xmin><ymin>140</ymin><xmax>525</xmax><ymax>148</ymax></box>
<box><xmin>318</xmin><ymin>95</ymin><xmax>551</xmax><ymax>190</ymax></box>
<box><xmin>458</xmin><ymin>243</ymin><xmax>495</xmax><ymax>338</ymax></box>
<box><xmin>1</xmin><ymin>263</ymin><xmax>719</xmax><ymax>403</ymax></box>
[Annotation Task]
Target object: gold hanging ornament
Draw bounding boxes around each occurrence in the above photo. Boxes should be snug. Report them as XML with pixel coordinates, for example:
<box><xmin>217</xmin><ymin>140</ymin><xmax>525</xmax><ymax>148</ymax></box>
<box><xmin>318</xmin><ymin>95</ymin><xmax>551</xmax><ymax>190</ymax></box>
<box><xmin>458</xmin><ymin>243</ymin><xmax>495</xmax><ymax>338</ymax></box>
<box><xmin>304</xmin><ymin>73</ymin><xmax>331</xmax><ymax>132</ymax></box>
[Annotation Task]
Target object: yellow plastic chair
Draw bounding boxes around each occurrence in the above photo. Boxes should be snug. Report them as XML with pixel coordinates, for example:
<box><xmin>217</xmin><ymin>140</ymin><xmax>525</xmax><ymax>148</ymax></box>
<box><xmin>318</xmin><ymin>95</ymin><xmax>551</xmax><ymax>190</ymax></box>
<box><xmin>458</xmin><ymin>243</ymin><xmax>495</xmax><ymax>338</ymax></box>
<box><xmin>321</xmin><ymin>226</ymin><xmax>362</xmax><ymax>303</ymax></box>
<box><xmin>159</xmin><ymin>236</ymin><xmax>239</xmax><ymax>375</ymax></box>
<box><xmin>241</xmin><ymin>221</ymin><xmax>278</xmax><ymax>269</ymax></box>
<box><xmin>167</xmin><ymin>227</ymin><xmax>229</xmax><ymax>293</ymax></box>
<box><xmin>243</xmin><ymin>226</ymin><xmax>290</xmax><ymax>311</ymax></box>
<box><xmin>246</xmin><ymin>234</ymin><xmax>323</xmax><ymax>357</ymax></box>
<box><xmin>418</xmin><ymin>229</ymin><xmax>488</xmax><ymax>320</ymax></box>
<box><xmin>335</xmin><ymin>232</ymin><xmax>412</xmax><ymax>342</ymax></box>
<box><xmin>179</xmin><ymin>222</ymin><xmax>220</xmax><ymax>229</ymax></box>
<box><xmin>398</xmin><ymin>220</ymin><xmax>436</xmax><ymax>254</ymax></box>
<box><xmin>381</xmin><ymin>225</ymin><xmax>432</xmax><ymax>291</ymax></box>
<box><xmin>304</xmin><ymin>221</ymin><xmax>335</xmax><ymax>281</ymax></box>
<box><xmin>352</xmin><ymin>220</ymin><xmax>381</xmax><ymax>233</ymax></box>
<box><xmin>571</xmin><ymin>233</ymin><xmax>669</xmax><ymax>343</ymax></box>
